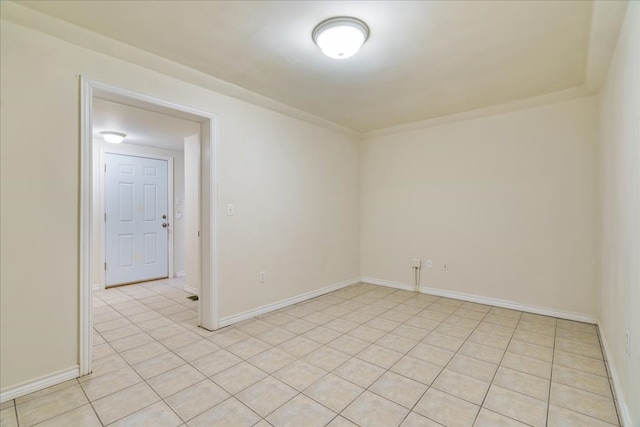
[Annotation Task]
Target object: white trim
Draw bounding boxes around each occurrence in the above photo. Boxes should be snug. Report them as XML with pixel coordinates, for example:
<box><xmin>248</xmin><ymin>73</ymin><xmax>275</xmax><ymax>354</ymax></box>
<box><xmin>99</xmin><ymin>148</ymin><xmax>176</xmax><ymax>286</ymax></box>
<box><xmin>360</xmin><ymin>277</ymin><xmax>598</xmax><ymax>324</ymax></box>
<box><xmin>0</xmin><ymin>366</ymin><xmax>79</xmax><ymax>403</ymax></box>
<box><xmin>176</xmin><ymin>271</ymin><xmax>186</xmax><ymax>278</ymax></box>
<box><xmin>80</xmin><ymin>76</ymin><xmax>219</xmax><ymax>376</ymax></box>
<box><xmin>598</xmin><ymin>327</ymin><xmax>632</xmax><ymax>427</ymax></box>
<box><xmin>92</xmin><ymin>284</ymin><xmax>101</xmax><ymax>291</ymax></box>
<box><xmin>184</xmin><ymin>285</ymin><xmax>199</xmax><ymax>296</ymax></box>
<box><xmin>218</xmin><ymin>277</ymin><xmax>360</xmax><ymax>328</ymax></box>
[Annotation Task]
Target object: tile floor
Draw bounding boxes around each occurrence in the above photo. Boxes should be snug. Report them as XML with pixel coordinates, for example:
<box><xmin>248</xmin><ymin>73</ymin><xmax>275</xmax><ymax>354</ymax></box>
<box><xmin>0</xmin><ymin>279</ymin><xmax>622</xmax><ymax>426</ymax></box>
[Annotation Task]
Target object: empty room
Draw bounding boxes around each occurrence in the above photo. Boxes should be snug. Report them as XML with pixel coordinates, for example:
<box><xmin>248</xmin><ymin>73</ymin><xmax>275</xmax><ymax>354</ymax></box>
<box><xmin>0</xmin><ymin>1</ymin><xmax>638</xmax><ymax>426</ymax></box>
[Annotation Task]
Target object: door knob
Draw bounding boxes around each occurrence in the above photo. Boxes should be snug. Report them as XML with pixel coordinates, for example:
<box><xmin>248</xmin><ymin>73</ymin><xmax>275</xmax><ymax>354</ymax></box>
<box><xmin>162</xmin><ymin>223</ymin><xmax>169</xmax><ymax>228</ymax></box>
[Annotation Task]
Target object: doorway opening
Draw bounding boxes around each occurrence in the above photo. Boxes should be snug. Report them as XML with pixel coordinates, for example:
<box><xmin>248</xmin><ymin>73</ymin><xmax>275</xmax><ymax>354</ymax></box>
<box><xmin>80</xmin><ymin>76</ymin><xmax>219</xmax><ymax>376</ymax></box>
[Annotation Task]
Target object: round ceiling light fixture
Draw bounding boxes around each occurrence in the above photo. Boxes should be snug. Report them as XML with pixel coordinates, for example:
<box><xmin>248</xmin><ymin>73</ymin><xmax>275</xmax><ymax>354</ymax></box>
<box><xmin>312</xmin><ymin>17</ymin><xmax>369</xmax><ymax>59</ymax></box>
<box><xmin>100</xmin><ymin>131</ymin><xmax>127</xmax><ymax>144</ymax></box>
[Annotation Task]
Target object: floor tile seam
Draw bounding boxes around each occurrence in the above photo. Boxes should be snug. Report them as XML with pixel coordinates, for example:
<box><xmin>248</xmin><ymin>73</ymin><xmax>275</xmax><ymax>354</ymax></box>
<box><xmin>91</xmin><ymin>379</ymin><xmax>164</xmax><ymax>426</ymax></box>
<box><xmin>549</xmin><ymin>398</ymin><xmax>621</xmax><ymax>425</ymax></box>
<box><xmin>549</xmin><ymin>379</ymin><xmax>622</xmax><ymax>403</ymax></box>
<box><xmin>481</xmin><ymin>407</ymin><xmax>537</xmax><ymax>427</ymax></box>
<box><xmin>544</xmin><ymin>316</ymin><xmax>558</xmax><ymax>426</ymax></box>
<box><xmin>597</xmin><ymin>323</ymin><xmax>623</xmax><ymax>426</ymax></box>
<box><xmin>162</xmin><ymin>379</ymin><xmax>228</xmax><ymax>423</ymax></box>
<box><xmin>80</xmin><ymin>370</ymin><xmax>146</xmax><ymax>402</ymax></box>
<box><xmin>76</xmin><ymin>377</ymin><xmax>105</xmax><ymax>427</ymax></box>
<box><xmin>473</xmin><ymin>311</ymin><xmax>522</xmax><ymax>425</ymax></box>
<box><xmin>552</xmin><ymin>345</ymin><xmax>606</xmax><ymax>361</ymax></box>
<box><xmin>300</xmin><ymin>370</ymin><xmax>368</xmax><ymax>417</ymax></box>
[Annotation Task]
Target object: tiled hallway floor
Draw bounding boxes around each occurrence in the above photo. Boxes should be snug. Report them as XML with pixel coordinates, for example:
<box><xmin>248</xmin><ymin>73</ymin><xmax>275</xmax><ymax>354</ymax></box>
<box><xmin>1</xmin><ymin>280</ymin><xmax>622</xmax><ymax>426</ymax></box>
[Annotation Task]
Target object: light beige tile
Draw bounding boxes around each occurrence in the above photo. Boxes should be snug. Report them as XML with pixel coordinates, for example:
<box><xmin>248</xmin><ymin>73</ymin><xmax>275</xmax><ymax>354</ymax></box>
<box><xmin>282</xmin><ymin>319</ymin><xmax>318</xmax><ymax>334</ymax></box>
<box><xmin>328</xmin><ymin>335</ymin><xmax>370</xmax><ymax>356</ymax></box>
<box><xmin>555</xmin><ymin>338</ymin><xmax>603</xmax><ymax>360</ymax></box>
<box><xmin>342</xmin><ymin>390</ymin><xmax>409</xmax><ymax>427</ymax></box>
<box><xmin>406</xmin><ymin>317</ymin><xmax>441</xmax><ymax>330</ymax></box>
<box><xmin>415</xmin><ymin>309</ymin><xmax>450</xmax><ymax>322</ymax></box>
<box><xmin>79</xmin><ymin>354</ymin><xmax>128</xmax><ymax>382</ymax></box>
<box><xmin>447</xmin><ymin>354</ymin><xmax>497</xmax><ymax>383</ymax></box>
<box><xmin>325</xmin><ymin>318</ymin><xmax>360</xmax><ymax>333</ymax></box>
<box><xmin>165</xmin><ymin>380</ymin><xmax>229</xmax><ymax>422</ymax></box>
<box><xmin>191</xmin><ymin>349</ymin><xmax>242</xmax><ymax>376</ymax></box>
<box><xmin>380</xmin><ymin>310</ymin><xmax>413</xmax><ymax>323</ymax></box>
<box><xmin>235</xmin><ymin>319</ymin><xmax>273</xmax><ymax>335</ymax></box>
<box><xmin>207</xmin><ymin>328</ymin><xmax>250</xmax><ymax>347</ymax></box>
<box><xmin>520</xmin><ymin>312</ymin><xmax>556</xmax><ymax>326</ymax></box>
<box><xmin>516</xmin><ymin>321</ymin><xmax>556</xmax><ymax>337</ymax></box>
<box><xmin>236</xmin><ymin>376</ymin><xmax>297</xmax><ymax>417</ymax></box>
<box><xmin>0</xmin><ymin>407</ymin><xmax>18</xmax><ymax>427</ymax></box>
<box><xmin>15</xmin><ymin>379</ymin><xmax>78</xmax><ymax>404</ymax></box>
<box><xmin>556</xmin><ymin>328</ymin><xmax>600</xmax><ymax>346</ymax></box>
<box><xmin>33</xmin><ymin>404</ymin><xmax>100</xmax><ymax>427</ymax></box>
<box><xmin>227</xmin><ymin>337</ymin><xmax>271</xmax><ymax>359</ymax></box>
<box><xmin>109</xmin><ymin>401</ymin><xmax>182</xmax><ymax>426</ymax></box>
<box><xmin>552</xmin><ymin>365</ymin><xmax>612</xmax><ymax>397</ymax></box>
<box><xmin>261</xmin><ymin>312</ymin><xmax>297</xmax><ymax>326</ymax></box>
<box><xmin>302</xmin><ymin>326</ymin><xmax>342</xmax><ymax>344</ymax></box>
<box><xmin>93</xmin><ymin>342</ymin><xmax>117</xmax><ymax>360</ymax></box>
<box><xmin>433</xmin><ymin>368</ymin><xmax>490</xmax><ymax>405</ymax></box>
<box><xmin>547</xmin><ymin>404</ymin><xmax>619</xmax><ymax>427</ymax></box>
<box><xmin>423</xmin><ymin>332</ymin><xmax>465</xmax><ymax>351</ymax></box>
<box><xmin>366</xmin><ymin>317</ymin><xmax>401</xmax><ymax>332</ymax></box>
<box><xmin>369</xmin><ymin>371</ymin><xmax>427</xmax><ymax>408</ymax></box>
<box><xmin>132</xmin><ymin>352</ymin><xmax>186</xmax><ymax>380</ymax></box>
<box><xmin>80</xmin><ymin>366</ymin><xmax>143</xmax><ymax>401</ymax></box>
<box><xmin>454</xmin><ymin>307</ymin><xmax>488</xmax><ymax>319</ymax></box>
<box><xmin>507</xmin><ymin>340</ymin><xmax>553</xmax><ymax>362</ymax></box>
<box><xmin>109</xmin><ymin>332</ymin><xmax>155</xmax><ymax>353</ymax></box>
<box><xmin>248</xmin><ymin>347</ymin><xmax>295</xmax><ymax>373</ymax></box>
<box><xmin>211</xmin><ymin>361</ymin><xmax>267</xmax><ymax>394</ymax></box>
<box><xmin>468</xmin><ymin>330</ymin><xmax>511</xmax><ymax>349</ymax></box>
<box><xmin>277</xmin><ymin>336</ymin><xmax>320</xmax><ymax>358</ymax></box>
<box><xmin>557</xmin><ymin>319</ymin><xmax>597</xmax><ymax>335</ymax></box>
<box><xmin>173</xmin><ymin>339</ymin><xmax>220</xmax><ymax>362</ymax></box>
<box><xmin>92</xmin><ymin>382</ymin><xmax>159</xmax><ymax>425</ymax></box>
<box><xmin>147</xmin><ymin>324</ymin><xmax>189</xmax><ymax>340</ymax></box>
<box><xmin>342</xmin><ymin>311</ymin><xmax>375</xmax><ymax>324</ymax></box>
<box><xmin>484</xmin><ymin>385</ymin><xmax>547</xmax><ymax>427</ymax></box>
<box><xmin>376</xmin><ymin>334</ymin><xmax>418</xmax><ymax>353</ymax></box>
<box><xmin>273</xmin><ymin>359</ymin><xmax>328</xmax><ymax>391</ymax></box>
<box><xmin>120</xmin><ymin>341</ymin><xmax>169</xmax><ymax>365</ymax></box>
<box><xmin>475</xmin><ymin>322</ymin><xmax>514</xmax><ymax>338</ymax></box>
<box><xmin>400</xmin><ymin>411</ymin><xmax>443</xmax><ymax>427</ymax></box>
<box><xmin>303</xmin><ymin>346</ymin><xmax>350</xmax><ymax>371</ymax></box>
<box><xmin>147</xmin><ymin>364</ymin><xmax>206</xmax><ymax>398</ymax></box>
<box><xmin>458</xmin><ymin>341</ymin><xmax>504</xmax><ymax>364</ymax></box>
<box><xmin>501</xmin><ymin>352</ymin><xmax>551</xmax><ymax>379</ymax></box>
<box><xmin>474</xmin><ymin>408</ymin><xmax>529</xmax><ymax>426</ymax></box>
<box><xmin>489</xmin><ymin>307</ymin><xmax>522</xmax><ymax>319</ymax></box>
<box><xmin>302</xmin><ymin>311</ymin><xmax>335</xmax><ymax>325</ymax></box>
<box><xmin>550</xmin><ymin>382</ymin><xmax>619</xmax><ymax>425</ymax></box>
<box><xmin>0</xmin><ymin>401</ymin><xmax>14</xmax><ymax>411</ymax></box>
<box><xmin>327</xmin><ymin>416</ymin><xmax>359</xmax><ymax>427</ymax></box>
<box><xmin>391</xmin><ymin>356</ymin><xmax>443</xmax><ymax>385</ymax></box>
<box><xmin>414</xmin><ymin>388</ymin><xmax>479</xmax><ymax>427</ymax></box>
<box><xmin>256</xmin><ymin>327</ymin><xmax>296</xmax><ymax>346</ymax></box>
<box><xmin>393</xmin><ymin>325</ymin><xmax>432</xmax><ymax>341</ymax></box>
<box><xmin>348</xmin><ymin>325</ymin><xmax>387</xmax><ymax>343</ymax></box>
<box><xmin>554</xmin><ymin>350</ymin><xmax>607</xmax><ymax>376</ymax></box>
<box><xmin>160</xmin><ymin>330</ymin><xmax>202</xmax><ymax>350</ymax></box>
<box><xmin>333</xmin><ymin>358</ymin><xmax>385</xmax><ymax>388</ymax></box>
<box><xmin>357</xmin><ymin>344</ymin><xmax>403</xmax><ymax>369</ymax></box>
<box><xmin>493</xmin><ymin>366</ymin><xmax>550</xmax><ymax>401</ymax></box>
<box><xmin>304</xmin><ymin>373</ymin><xmax>364</xmax><ymax>412</ymax></box>
<box><xmin>512</xmin><ymin>330</ymin><xmax>555</xmax><ymax>348</ymax></box>
<box><xmin>483</xmin><ymin>314</ymin><xmax>519</xmax><ymax>328</ymax></box>
<box><xmin>409</xmin><ymin>343</ymin><xmax>454</xmax><ymax>366</ymax></box>
<box><xmin>188</xmin><ymin>397</ymin><xmax>260</xmax><ymax>427</ymax></box>
<box><xmin>444</xmin><ymin>315</ymin><xmax>481</xmax><ymax>330</ymax></box>
<box><xmin>267</xmin><ymin>394</ymin><xmax>336</xmax><ymax>427</ymax></box>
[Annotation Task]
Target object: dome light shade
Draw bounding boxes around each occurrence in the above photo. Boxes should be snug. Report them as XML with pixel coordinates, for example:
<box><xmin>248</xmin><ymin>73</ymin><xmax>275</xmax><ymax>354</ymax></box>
<box><xmin>100</xmin><ymin>131</ymin><xmax>126</xmax><ymax>144</ymax></box>
<box><xmin>313</xmin><ymin>17</ymin><xmax>369</xmax><ymax>59</ymax></box>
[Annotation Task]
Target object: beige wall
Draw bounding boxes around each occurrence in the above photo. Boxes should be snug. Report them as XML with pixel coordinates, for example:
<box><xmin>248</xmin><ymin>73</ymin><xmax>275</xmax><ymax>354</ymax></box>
<box><xmin>0</xmin><ymin>19</ymin><xmax>359</xmax><ymax>390</ymax></box>
<box><xmin>597</xmin><ymin>2</ymin><xmax>639</xmax><ymax>424</ymax></box>
<box><xmin>361</xmin><ymin>97</ymin><xmax>598</xmax><ymax>317</ymax></box>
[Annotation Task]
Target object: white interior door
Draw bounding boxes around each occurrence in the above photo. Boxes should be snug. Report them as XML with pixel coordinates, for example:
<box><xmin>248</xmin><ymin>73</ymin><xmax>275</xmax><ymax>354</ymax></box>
<box><xmin>105</xmin><ymin>153</ymin><xmax>169</xmax><ymax>286</ymax></box>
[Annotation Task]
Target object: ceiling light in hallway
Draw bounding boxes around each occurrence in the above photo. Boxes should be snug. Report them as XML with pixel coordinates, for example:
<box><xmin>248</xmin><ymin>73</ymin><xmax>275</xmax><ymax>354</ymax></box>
<box><xmin>312</xmin><ymin>17</ymin><xmax>369</xmax><ymax>59</ymax></box>
<box><xmin>100</xmin><ymin>131</ymin><xmax>127</xmax><ymax>144</ymax></box>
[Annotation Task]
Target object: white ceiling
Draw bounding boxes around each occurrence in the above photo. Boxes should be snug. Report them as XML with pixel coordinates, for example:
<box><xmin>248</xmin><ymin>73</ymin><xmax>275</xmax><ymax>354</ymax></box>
<box><xmin>20</xmin><ymin>1</ymin><xmax>625</xmax><ymax>133</ymax></box>
<box><xmin>93</xmin><ymin>98</ymin><xmax>200</xmax><ymax>152</ymax></box>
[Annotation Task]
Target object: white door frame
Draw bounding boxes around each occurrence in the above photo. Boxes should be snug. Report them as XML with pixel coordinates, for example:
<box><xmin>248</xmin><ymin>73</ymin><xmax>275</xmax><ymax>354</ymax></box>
<box><xmin>100</xmin><ymin>149</ymin><xmax>175</xmax><ymax>288</ymax></box>
<box><xmin>80</xmin><ymin>76</ymin><xmax>219</xmax><ymax>376</ymax></box>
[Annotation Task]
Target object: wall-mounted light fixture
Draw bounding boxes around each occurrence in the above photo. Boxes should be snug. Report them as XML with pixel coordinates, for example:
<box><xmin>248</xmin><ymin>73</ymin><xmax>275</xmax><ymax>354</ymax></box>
<box><xmin>312</xmin><ymin>17</ymin><xmax>369</xmax><ymax>59</ymax></box>
<box><xmin>100</xmin><ymin>131</ymin><xmax>126</xmax><ymax>144</ymax></box>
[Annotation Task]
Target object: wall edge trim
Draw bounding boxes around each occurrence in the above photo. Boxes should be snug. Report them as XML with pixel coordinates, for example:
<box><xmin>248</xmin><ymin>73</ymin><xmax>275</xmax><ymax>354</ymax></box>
<box><xmin>360</xmin><ymin>277</ymin><xmax>598</xmax><ymax>324</ymax></box>
<box><xmin>598</xmin><ymin>326</ymin><xmax>632</xmax><ymax>427</ymax></box>
<box><xmin>0</xmin><ymin>366</ymin><xmax>80</xmax><ymax>403</ymax></box>
<box><xmin>218</xmin><ymin>277</ymin><xmax>361</xmax><ymax>328</ymax></box>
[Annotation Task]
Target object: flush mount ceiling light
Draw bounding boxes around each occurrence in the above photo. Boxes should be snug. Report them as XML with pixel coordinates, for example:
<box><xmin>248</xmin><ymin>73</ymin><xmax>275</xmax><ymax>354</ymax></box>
<box><xmin>100</xmin><ymin>131</ymin><xmax>126</xmax><ymax>144</ymax></box>
<box><xmin>312</xmin><ymin>17</ymin><xmax>369</xmax><ymax>59</ymax></box>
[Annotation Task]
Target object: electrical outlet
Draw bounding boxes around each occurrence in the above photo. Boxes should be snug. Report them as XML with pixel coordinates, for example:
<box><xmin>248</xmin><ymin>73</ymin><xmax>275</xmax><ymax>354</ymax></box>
<box><xmin>426</xmin><ymin>259</ymin><xmax>432</xmax><ymax>268</ymax></box>
<box><xmin>227</xmin><ymin>203</ymin><xmax>234</xmax><ymax>216</ymax></box>
<box><xmin>260</xmin><ymin>271</ymin><xmax>266</xmax><ymax>283</ymax></box>
<box><xmin>411</xmin><ymin>258</ymin><xmax>421</xmax><ymax>268</ymax></box>
<box><xmin>626</xmin><ymin>331</ymin><xmax>630</xmax><ymax>356</ymax></box>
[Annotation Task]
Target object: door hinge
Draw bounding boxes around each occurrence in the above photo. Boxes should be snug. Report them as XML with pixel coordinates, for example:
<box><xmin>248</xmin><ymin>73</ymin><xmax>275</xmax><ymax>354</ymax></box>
<box><xmin>198</xmin><ymin>231</ymin><xmax>200</xmax><ymax>237</ymax></box>
<box><xmin>104</xmin><ymin>164</ymin><xmax>107</xmax><ymax>172</ymax></box>
<box><xmin>104</xmin><ymin>262</ymin><xmax>107</xmax><ymax>270</ymax></box>
<box><xmin>104</xmin><ymin>213</ymin><xmax>107</xmax><ymax>222</ymax></box>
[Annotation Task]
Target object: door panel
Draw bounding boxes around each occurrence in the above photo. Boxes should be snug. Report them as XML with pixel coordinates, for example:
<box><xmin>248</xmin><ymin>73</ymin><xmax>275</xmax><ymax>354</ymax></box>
<box><xmin>105</xmin><ymin>153</ymin><xmax>169</xmax><ymax>286</ymax></box>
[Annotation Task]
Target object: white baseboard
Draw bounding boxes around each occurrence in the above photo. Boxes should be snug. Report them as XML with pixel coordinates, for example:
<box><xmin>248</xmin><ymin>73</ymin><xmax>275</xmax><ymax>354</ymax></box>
<box><xmin>176</xmin><ymin>271</ymin><xmax>186</xmax><ymax>279</ymax></box>
<box><xmin>218</xmin><ymin>277</ymin><xmax>361</xmax><ymax>328</ymax></box>
<box><xmin>0</xmin><ymin>366</ymin><xmax>79</xmax><ymax>403</ymax></box>
<box><xmin>184</xmin><ymin>285</ymin><xmax>199</xmax><ymax>296</ymax></box>
<box><xmin>598</xmin><ymin>327</ymin><xmax>632</xmax><ymax>427</ymax></box>
<box><xmin>360</xmin><ymin>277</ymin><xmax>598</xmax><ymax>324</ymax></box>
<box><xmin>92</xmin><ymin>284</ymin><xmax>101</xmax><ymax>291</ymax></box>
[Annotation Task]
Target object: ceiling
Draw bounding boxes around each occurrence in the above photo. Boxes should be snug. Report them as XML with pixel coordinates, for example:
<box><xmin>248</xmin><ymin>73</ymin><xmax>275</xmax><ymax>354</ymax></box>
<box><xmin>93</xmin><ymin>98</ymin><xmax>200</xmax><ymax>152</ymax></box>
<box><xmin>18</xmin><ymin>1</ymin><xmax>625</xmax><ymax>133</ymax></box>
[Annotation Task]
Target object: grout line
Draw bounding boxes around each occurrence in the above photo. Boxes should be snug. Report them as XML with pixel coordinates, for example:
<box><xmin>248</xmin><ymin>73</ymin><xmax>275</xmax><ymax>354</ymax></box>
<box><xmin>545</xmin><ymin>314</ymin><xmax>557</xmax><ymax>426</ymax></box>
